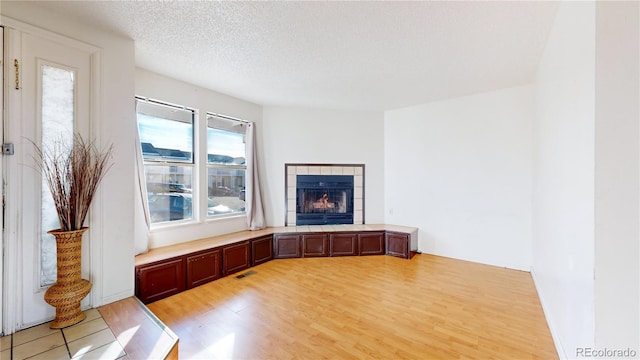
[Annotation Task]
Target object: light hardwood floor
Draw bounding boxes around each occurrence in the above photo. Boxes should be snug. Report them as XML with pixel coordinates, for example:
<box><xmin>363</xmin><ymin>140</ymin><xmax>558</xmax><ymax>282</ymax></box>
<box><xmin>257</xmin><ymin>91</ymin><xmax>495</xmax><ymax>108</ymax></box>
<box><xmin>148</xmin><ymin>254</ymin><xmax>557</xmax><ymax>359</ymax></box>
<box><xmin>99</xmin><ymin>297</ymin><xmax>178</xmax><ymax>360</ymax></box>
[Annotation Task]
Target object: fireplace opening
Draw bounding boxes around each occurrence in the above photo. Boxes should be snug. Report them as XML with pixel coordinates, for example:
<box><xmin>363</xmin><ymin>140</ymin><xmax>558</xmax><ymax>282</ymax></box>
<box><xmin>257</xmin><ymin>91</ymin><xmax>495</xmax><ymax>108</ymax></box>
<box><xmin>296</xmin><ymin>175</ymin><xmax>354</xmax><ymax>225</ymax></box>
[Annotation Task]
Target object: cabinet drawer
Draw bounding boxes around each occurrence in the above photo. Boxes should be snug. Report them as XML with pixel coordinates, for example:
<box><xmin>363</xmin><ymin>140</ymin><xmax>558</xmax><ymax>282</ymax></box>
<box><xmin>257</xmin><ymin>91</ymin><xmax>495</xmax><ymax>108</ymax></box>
<box><xmin>223</xmin><ymin>241</ymin><xmax>250</xmax><ymax>276</ymax></box>
<box><xmin>252</xmin><ymin>235</ymin><xmax>273</xmax><ymax>266</ymax></box>
<box><xmin>186</xmin><ymin>249</ymin><xmax>221</xmax><ymax>289</ymax></box>
<box><xmin>358</xmin><ymin>232</ymin><xmax>385</xmax><ymax>256</ymax></box>
<box><xmin>136</xmin><ymin>258</ymin><xmax>185</xmax><ymax>304</ymax></box>
<box><xmin>385</xmin><ymin>232</ymin><xmax>409</xmax><ymax>259</ymax></box>
<box><xmin>274</xmin><ymin>234</ymin><xmax>301</xmax><ymax>258</ymax></box>
<box><xmin>302</xmin><ymin>233</ymin><xmax>329</xmax><ymax>257</ymax></box>
<box><xmin>330</xmin><ymin>233</ymin><xmax>359</xmax><ymax>256</ymax></box>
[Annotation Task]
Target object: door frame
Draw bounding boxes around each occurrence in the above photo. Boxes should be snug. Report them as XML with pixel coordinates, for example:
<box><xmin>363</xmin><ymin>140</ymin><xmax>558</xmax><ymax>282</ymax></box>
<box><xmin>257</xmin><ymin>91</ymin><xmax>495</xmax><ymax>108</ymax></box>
<box><xmin>0</xmin><ymin>25</ymin><xmax>4</xmax><ymax>336</ymax></box>
<box><xmin>1</xmin><ymin>16</ymin><xmax>102</xmax><ymax>334</ymax></box>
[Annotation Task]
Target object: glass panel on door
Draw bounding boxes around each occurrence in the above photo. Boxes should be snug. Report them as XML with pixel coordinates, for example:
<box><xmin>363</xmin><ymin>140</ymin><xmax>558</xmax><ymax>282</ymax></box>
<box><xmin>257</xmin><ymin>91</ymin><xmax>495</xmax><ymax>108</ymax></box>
<box><xmin>39</xmin><ymin>64</ymin><xmax>75</xmax><ymax>286</ymax></box>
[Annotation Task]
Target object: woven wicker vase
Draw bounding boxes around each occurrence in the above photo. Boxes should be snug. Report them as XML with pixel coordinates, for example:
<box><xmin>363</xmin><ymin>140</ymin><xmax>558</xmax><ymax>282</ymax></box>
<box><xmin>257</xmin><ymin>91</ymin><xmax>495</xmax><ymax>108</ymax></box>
<box><xmin>44</xmin><ymin>227</ymin><xmax>92</xmax><ymax>329</ymax></box>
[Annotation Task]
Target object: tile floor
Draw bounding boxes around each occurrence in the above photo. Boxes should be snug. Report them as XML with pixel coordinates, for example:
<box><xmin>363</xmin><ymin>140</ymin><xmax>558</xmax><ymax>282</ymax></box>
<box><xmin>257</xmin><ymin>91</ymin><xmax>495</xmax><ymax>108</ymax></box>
<box><xmin>0</xmin><ymin>309</ymin><xmax>126</xmax><ymax>360</ymax></box>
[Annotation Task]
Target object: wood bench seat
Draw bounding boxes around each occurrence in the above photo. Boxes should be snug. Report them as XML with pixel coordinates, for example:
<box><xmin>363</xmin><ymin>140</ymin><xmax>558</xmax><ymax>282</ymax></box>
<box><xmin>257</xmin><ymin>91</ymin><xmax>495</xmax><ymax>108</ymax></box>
<box><xmin>135</xmin><ymin>224</ymin><xmax>418</xmax><ymax>304</ymax></box>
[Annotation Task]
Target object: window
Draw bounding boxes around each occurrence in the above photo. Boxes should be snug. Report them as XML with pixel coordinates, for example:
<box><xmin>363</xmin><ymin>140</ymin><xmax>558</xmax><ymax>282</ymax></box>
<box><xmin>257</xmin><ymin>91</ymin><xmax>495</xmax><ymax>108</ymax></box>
<box><xmin>41</xmin><ymin>64</ymin><xmax>75</xmax><ymax>285</ymax></box>
<box><xmin>137</xmin><ymin>98</ymin><xmax>195</xmax><ymax>224</ymax></box>
<box><xmin>136</xmin><ymin>98</ymin><xmax>248</xmax><ymax>225</ymax></box>
<box><xmin>207</xmin><ymin>114</ymin><xmax>247</xmax><ymax>217</ymax></box>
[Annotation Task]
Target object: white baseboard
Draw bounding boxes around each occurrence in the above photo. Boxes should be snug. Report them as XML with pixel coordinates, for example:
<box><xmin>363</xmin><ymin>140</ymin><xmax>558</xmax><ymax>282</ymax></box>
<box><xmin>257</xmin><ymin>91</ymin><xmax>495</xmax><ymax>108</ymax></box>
<box><xmin>98</xmin><ymin>288</ymin><xmax>135</xmax><ymax>307</ymax></box>
<box><xmin>530</xmin><ymin>266</ymin><xmax>568</xmax><ymax>360</ymax></box>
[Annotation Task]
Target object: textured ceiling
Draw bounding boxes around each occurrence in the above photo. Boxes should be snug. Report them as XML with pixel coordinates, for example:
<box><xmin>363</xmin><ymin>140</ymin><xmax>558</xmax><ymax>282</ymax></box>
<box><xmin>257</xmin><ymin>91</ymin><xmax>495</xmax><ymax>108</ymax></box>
<box><xmin>27</xmin><ymin>1</ymin><xmax>558</xmax><ymax>111</ymax></box>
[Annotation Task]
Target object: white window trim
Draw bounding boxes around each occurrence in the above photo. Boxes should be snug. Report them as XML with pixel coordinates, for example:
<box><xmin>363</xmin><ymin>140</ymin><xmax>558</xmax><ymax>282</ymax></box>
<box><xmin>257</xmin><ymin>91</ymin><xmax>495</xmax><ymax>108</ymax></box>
<box><xmin>136</xmin><ymin>97</ymin><xmax>250</xmax><ymax>229</ymax></box>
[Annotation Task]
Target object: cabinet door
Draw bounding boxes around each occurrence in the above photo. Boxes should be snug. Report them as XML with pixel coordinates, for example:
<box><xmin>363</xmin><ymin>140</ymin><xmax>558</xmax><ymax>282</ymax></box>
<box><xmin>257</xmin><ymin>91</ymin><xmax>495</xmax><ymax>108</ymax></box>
<box><xmin>302</xmin><ymin>233</ymin><xmax>329</xmax><ymax>257</ymax></box>
<box><xmin>274</xmin><ymin>234</ymin><xmax>301</xmax><ymax>259</ymax></box>
<box><xmin>252</xmin><ymin>235</ymin><xmax>273</xmax><ymax>266</ymax></box>
<box><xmin>136</xmin><ymin>257</ymin><xmax>185</xmax><ymax>304</ymax></box>
<box><xmin>186</xmin><ymin>249</ymin><xmax>221</xmax><ymax>289</ymax></box>
<box><xmin>358</xmin><ymin>232</ymin><xmax>385</xmax><ymax>256</ymax></box>
<box><xmin>223</xmin><ymin>242</ymin><xmax>250</xmax><ymax>276</ymax></box>
<box><xmin>330</xmin><ymin>233</ymin><xmax>358</xmax><ymax>256</ymax></box>
<box><xmin>385</xmin><ymin>232</ymin><xmax>409</xmax><ymax>259</ymax></box>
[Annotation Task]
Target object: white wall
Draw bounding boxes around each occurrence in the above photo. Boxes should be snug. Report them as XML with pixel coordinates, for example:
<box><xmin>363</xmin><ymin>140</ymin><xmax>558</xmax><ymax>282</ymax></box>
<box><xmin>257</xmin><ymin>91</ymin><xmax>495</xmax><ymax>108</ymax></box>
<box><xmin>6</xmin><ymin>2</ymin><xmax>637</xmax><ymax>351</ymax></box>
<box><xmin>1</xmin><ymin>2</ymin><xmax>137</xmax><ymax>306</ymax></box>
<box><xmin>594</xmin><ymin>1</ymin><xmax>639</xmax><ymax>351</ymax></box>
<box><xmin>384</xmin><ymin>85</ymin><xmax>534</xmax><ymax>271</ymax></box>
<box><xmin>532</xmin><ymin>2</ymin><xmax>596</xmax><ymax>358</ymax></box>
<box><xmin>261</xmin><ymin>107</ymin><xmax>385</xmax><ymax>226</ymax></box>
<box><xmin>136</xmin><ymin>68</ymin><xmax>263</xmax><ymax>248</ymax></box>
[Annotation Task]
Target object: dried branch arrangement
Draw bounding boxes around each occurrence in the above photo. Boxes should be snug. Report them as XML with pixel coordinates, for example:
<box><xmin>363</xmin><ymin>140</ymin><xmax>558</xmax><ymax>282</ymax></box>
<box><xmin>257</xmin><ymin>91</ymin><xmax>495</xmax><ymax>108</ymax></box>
<box><xmin>34</xmin><ymin>134</ymin><xmax>113</xmax><ymax>231</ymax></box>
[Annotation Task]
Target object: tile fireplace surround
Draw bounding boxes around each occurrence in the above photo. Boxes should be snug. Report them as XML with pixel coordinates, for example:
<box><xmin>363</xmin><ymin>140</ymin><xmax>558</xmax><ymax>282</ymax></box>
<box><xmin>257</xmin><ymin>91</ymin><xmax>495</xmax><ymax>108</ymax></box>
<box><xmin>285</xmin><ymin>164</ymin><xmax>364</xmax><ymax>226</ymax></box>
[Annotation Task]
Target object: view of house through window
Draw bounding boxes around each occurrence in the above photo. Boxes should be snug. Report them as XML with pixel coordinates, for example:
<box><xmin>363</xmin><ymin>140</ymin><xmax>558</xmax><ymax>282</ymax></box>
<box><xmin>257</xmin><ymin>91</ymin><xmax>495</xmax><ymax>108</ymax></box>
<box><xmin>207</xmin><ymin>114</ymin><xmax>247</xmax><ymax>216</ymax></box>
<box><xmin>137</xmin><ymin>99</ymin><xmax>195</xmax><ymax>224</ymax></box>
<box><xmin>136</xmin><ymin>98</ymin><xmax>247</xmax><ymax>224</ymax></box>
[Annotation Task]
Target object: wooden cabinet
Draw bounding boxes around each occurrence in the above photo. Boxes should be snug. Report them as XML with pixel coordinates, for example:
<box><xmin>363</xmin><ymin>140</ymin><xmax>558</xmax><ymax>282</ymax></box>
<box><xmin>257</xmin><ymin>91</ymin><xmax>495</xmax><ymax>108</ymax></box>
<box><xmin>135</xmin><ymin>229</ymin><xmax>416</xmax><ymax>304</ymax></box>
<box><xmin>358</xmin><ymin>232</ymin><xmax>385</xmax><ymax>256</ymax></box>
<box><xmin>330</xmin><ymin>233</ymin><xmax>358</xmax><ymax>256</ymax></box>
<box><xmin>186</xmin><ymin>249</ymin><xmax>221</xmax><ymax>289</ymax></box>
<box><xmin>223</xmin><ymin>241</ymin><xmax>250</xmax><ymax>276</ymax></box>
<box><xmin>302</xmin><ymin>233</ymin><xmax>329</xmax><ymax>257</ymax></box>
<box><xmin>274</xmin><ymin>234</ymin><xmax>301</xmax><ymax>259</ymax></box>
<box><xmin>385</xmin><ymin>232</ymin><xmax>409</xmax><ymax>259</ymax></box>
<box><xmin>136</xmin><ymin>258</ymin><xmax>185</xmax><ymax>304</ymax></box>
<box><xmin>252</xmin><ymin>235</ymin><xmax>273</xmax><ymax>266</ymax></box>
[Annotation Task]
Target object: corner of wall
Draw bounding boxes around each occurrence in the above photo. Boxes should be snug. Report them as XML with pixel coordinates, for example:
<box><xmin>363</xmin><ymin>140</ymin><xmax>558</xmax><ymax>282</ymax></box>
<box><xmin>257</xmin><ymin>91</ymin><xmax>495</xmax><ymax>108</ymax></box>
<box><xmin>530</xmin><ymin>266</ymin><xmax>567</xmax><ymax>360</ymax></box>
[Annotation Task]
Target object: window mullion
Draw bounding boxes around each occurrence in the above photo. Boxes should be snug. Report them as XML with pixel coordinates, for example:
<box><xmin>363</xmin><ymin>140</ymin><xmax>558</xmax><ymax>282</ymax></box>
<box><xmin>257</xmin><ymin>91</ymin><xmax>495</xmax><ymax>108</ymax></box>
<box><xmin>197</xmin><ymin>109</ymin><xmax>208</xmax><ymax>222</ymax></box>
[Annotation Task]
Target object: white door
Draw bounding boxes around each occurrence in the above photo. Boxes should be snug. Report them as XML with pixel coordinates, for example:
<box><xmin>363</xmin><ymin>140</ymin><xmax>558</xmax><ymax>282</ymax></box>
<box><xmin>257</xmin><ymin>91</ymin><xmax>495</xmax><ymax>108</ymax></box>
<box><xmin>4</xmin><ymin>27</ymin><xmax>93</xmax><ymax>330</ymax></box>
<box><xmin>0</xmin><ymin>25</ymin><xmax>4</xmax><ymax>335</ymax></box>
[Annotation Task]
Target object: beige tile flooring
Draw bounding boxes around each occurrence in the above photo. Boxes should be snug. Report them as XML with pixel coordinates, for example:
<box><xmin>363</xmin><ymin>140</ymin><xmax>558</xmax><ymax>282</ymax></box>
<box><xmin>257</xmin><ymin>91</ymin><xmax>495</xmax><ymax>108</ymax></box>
<box><xmin>0</xmin><ymin>309</ymin><xmax>127</xmax><ymax>360</ymax></box>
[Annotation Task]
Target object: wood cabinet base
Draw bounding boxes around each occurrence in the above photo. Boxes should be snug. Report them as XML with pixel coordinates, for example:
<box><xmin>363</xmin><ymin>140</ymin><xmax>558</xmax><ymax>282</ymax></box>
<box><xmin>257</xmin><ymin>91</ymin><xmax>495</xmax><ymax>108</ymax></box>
<box><xmin>136</xmin><ymin>228</ymin><xmax>416</xmax><ymax>304</ymax></box>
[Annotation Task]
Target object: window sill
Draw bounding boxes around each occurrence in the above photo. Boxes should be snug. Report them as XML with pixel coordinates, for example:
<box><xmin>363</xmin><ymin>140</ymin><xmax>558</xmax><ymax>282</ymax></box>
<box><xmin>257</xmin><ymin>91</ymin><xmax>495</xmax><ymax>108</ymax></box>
<box><xmin>149</xmin><ymin>213</ymin><xmax>247</xmax><ymax>232</ymax></box>
<box><xmin>150</xmin><ymin>218</ymin><xmax>199</xmax><ymax>232</ymax></box>
<box><xmin>205</xmin><ymin>213</ymin><xmax>247</xmax><ymax>223</ymax></box>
